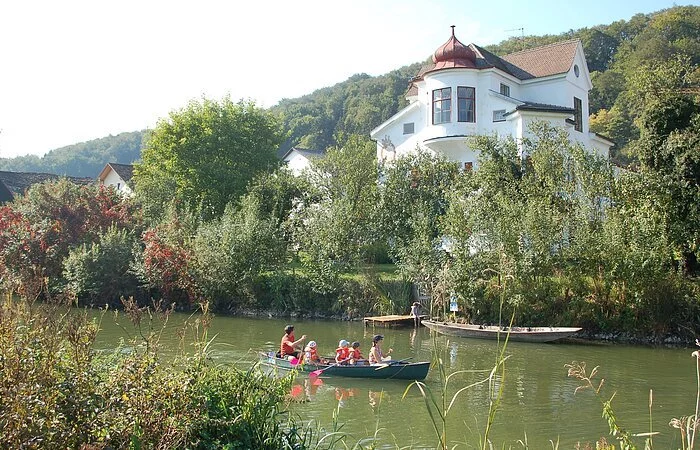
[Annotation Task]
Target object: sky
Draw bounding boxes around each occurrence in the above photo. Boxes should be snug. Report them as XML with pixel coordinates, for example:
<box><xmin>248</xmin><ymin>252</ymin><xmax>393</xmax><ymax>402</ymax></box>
<box><xmin>0</xmin><ymin>0</ymin><xmax>697</xmax><ymax>158</ymax></box>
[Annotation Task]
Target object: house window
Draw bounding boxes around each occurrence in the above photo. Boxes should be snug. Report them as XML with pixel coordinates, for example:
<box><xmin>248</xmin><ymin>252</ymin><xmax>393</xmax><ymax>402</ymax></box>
<box><xmin>573</xmin><ymin>97</ymin><xmax>583</xmax><ymax>132</ymax></box>
<box><xmin>493</xmin><ymin>109</ymin><xmax>506</xmax><ymax>122</ymax></box>
<box><xmin>464</xmin><ymin>161</ymin><xmax>473</xmax><ymax>172</ymax></box>
<box><xmin>432</xmin><ymin>88</ymin><xmax>451</xmax><ymax>124</ymax></box>
<box><xmin>499</xmin><ymin>83</ymin><xmax>510</xmax><ymax>97</ymax></box>
<box><xmin>457</xmin><ymin>86</ymin><xmax>475</xmax><ymax>122</ymax></box>
<box><xmin>403</xmin><ymin>122</ymin><xmax>415</xmax><ymax>135</ymax></box>
<box><xmin>117</xmin><ymin>183</ymin><xmax>121</xmax><ymax>190</ymax></box>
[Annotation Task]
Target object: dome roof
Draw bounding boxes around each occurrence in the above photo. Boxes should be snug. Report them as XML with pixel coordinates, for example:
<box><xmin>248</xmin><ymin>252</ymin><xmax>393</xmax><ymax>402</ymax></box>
<box><xmin>431</xmin><ymin>26</ymin><xmax>476</xmax><ymax>70</ymax></box>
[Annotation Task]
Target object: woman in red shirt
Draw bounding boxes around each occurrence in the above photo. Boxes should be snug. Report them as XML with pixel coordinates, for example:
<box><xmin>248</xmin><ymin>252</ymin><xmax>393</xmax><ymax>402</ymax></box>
<box><xmin>280</xmin><ymin>325</ymin><xmax>306</xmax><ymax>359</ymax></box>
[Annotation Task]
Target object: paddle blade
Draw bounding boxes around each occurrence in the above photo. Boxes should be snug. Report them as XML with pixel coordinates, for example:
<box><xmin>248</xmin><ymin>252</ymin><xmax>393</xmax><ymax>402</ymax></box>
<box><xmin>290</xmin><ymin>358</ymin><xmax>299</xmax><ymax>366</ymax></box>
<box><xmin>309</xmin><ymin>369</ymin><xmax>323</xmax><ymax>378</ymax></box>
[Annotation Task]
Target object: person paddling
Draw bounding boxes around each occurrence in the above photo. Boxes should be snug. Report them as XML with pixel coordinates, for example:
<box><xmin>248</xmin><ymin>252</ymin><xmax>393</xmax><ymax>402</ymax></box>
<box><xmin>280</xmin><ymin>325</ymin><xmax>306</xmax><ymax>360</ymax></box>
<box><xmin>368</xmin><ymin>334</ymin><xmax>392</xmax><ymax>364</ymax></box>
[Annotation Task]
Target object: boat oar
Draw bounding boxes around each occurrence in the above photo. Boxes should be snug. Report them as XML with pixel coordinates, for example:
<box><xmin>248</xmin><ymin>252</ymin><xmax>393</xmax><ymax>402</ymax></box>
<box><xmin>309</xmin><ymin>358</ymin><xmax>350</xmax><ymax>378</ymax></box>
<box><xmin>374</xmin><ymin>357</ymin><xmax>413</xmax><ymax>371</ymax></box>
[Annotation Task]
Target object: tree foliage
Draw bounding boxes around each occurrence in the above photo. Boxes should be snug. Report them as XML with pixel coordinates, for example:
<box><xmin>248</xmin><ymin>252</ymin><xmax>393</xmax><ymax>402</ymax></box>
<box><xmin>0</xmin><ymin>131</ymin><xmax>143</xmax><ymax>177</ymax></box>
<box><xmin>63</xmin><ymin>226</ymin><xmax>141</xmax><ymax>304</ymax></box>
<box><xmin>0</xmin><ymin>180</ymin><xmax>140</xmax><ymax>294</ymax></box>
<box><xmin>292</xmin><ymin>135</ymin><xmax>380</xmax><ymax>290</ymax></box>
<box><xmin>134</xmin><ymin>97</ymin><xmax>282</xmax><ymax>221</ymax></box>
<box><xmin>192</xmin><ymin>196</ymin><xmax>286</xmax><ymax>308</ymax></box>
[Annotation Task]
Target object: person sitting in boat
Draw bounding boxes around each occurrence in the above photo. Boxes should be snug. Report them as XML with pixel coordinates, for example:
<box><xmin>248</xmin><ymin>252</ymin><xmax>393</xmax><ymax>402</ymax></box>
<box><xmin>303</xmin><ymin>340</ymin><xmax>323</xmax><ymax>364</ymax></box>
<box><xmin>335</xmin><ymin>339</ymin><xmax>351</xmax><ymax>364</ymax></box>
<box><xmin>348</xmin><ymin>341</ymin><xmax>366</xmax><ymax>365</ymax></box>
<box><xmin>280</xmin><ymin>324</ymin><xmax>306</xmax><ymax>360</ymax></box>
<box><xmin>368</xmin><ymin>334</ymin><xmax>393</xmax><ymax>364</ymax></box>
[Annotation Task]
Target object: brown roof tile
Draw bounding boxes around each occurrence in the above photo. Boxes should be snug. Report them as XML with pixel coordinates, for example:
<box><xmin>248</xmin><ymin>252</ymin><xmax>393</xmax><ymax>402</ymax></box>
<box><xmin>107</xmin><ymin>163</ymin><xmax>134</xmax><ymax>183</ymax></box>
<box><xmin>406</xmin><ymin>36</ymin><xmax>582</xmax><ymax>95</ymax></box>
<box><xmin>501</xmin><ymin>39</ymin><xmax>580</xmax><ymax>78</ymax></box>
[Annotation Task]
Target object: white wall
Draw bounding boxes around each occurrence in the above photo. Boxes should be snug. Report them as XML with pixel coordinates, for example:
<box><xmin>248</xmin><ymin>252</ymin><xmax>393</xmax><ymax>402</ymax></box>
<box><xmin>285</xmin><ymin>152</ymin><xmax>313</xmax><ymax>175</ymax></box>
<box><xmin>102</xmin><ymin>170</ymin><xmax>132</xmax><ymax>196</ymax></box>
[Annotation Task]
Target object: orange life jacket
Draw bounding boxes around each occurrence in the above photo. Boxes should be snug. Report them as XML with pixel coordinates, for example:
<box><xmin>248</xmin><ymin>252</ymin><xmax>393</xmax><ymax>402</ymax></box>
<box><xmin>335</xmin><ymin>346</ymin><xmax>350</xmax><ymax>362</ymax></box>
<box><xmin>349</xmin><ymin>348</ymin><xmax>362</xmax><ymax>360</ymax></box>
<box><xmin>304</xmin><ymin>347</ymin><xmax>320</xmax><ymax>363</ymax></box>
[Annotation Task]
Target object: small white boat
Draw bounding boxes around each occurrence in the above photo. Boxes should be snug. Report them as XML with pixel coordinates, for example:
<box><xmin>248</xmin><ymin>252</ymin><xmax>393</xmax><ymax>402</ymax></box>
<box><xmin>422</xmin><ymin>320</ymin><xmax>581</xmax><ymax>343</ymax></box>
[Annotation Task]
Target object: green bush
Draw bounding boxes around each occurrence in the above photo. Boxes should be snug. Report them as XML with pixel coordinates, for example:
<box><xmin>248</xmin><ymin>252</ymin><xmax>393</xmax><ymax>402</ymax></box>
<box><xmin>0</xmin><ymin>295</ymin><xmax>314</xmax><ymax>449</ymax></box>
<box><xmin>63</xmin><ymin>225</ymin><xmax>142</xmax><ymax>305</ymax></box>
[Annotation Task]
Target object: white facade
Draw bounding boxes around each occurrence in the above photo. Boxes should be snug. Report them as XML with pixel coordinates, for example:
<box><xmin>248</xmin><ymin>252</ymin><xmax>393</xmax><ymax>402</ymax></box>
<box><xmin>282</xmin><ymin>148</ymin><xmax>325</xmax><ymax>175</ymax></box>
<box><xmin>97</xmin><ymin>163</ymin><xmax>134</xmax><ymax>197</ymax></box>
<box><xmin>371</xmin><ymin>33</ymin><xmax>613</xmax><ymax>167</ymax></box>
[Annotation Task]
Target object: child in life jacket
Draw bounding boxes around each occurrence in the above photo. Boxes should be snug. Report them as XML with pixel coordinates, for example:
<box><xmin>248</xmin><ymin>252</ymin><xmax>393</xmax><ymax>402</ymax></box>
<box><xmin>335</xmin><ymin>339</ymin><xmax>351</xmax><ymax>364</ymax></box>
<box><xmin>348</xmin><ymin>341</ymin><xmax>366</xmax><ymax>365</ymax></box>
<box><xmin>303</xmin><ymin>340</ymin><xmax>322</xmax><ymax>364</ymax></box>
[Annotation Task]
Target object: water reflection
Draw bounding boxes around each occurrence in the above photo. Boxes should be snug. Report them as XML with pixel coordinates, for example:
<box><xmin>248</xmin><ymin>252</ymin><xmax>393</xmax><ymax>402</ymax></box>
<box><xmin>92</xmin><ymin>311</ymin><xmax>694</xmax><ymax>449</ymax></box>
<box><xmin>334</xmin><ymin>387</ymin><xmax>358</xmax><ymax>408</ymax></box>
<box><xmin>368</xmin><ymin>389</ymin><xmax>385</xmax><ymax>413</ymax></box>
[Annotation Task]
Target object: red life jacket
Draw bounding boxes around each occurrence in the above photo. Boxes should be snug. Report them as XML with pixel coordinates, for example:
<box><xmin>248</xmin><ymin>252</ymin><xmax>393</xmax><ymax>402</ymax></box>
<box><xmin>349</xmin><ymin>348</ymin><xmax>362</xmax><ymax>360</ymax></box>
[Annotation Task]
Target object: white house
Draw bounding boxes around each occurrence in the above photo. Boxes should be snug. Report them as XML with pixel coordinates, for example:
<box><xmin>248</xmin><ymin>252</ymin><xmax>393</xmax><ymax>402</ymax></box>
<box><xmin>97</xmin><ymin>162</ymin><xmax>134</xmax><ymax>196</ymax></box>
<box><xmin>281</xmin><ymin>147</ymin><xmax>326</xmax><ymax>175</ymax></box>
<box><xmin>371</xmin><ymin>27</ymin><xmax>613</xmax><ymax>169</ymax></box>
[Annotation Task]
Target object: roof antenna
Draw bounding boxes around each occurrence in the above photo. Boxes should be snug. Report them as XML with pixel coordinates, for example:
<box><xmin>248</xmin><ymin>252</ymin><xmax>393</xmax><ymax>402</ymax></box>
<box><xmin>451</xmin><ymin>25</ymin><xmax>455</xmax><ymax>36</ymax></box>
<box><xmin>506</xmin><ymin>27</ymin><xmax>525</xmax><ymax>50</ymax></box>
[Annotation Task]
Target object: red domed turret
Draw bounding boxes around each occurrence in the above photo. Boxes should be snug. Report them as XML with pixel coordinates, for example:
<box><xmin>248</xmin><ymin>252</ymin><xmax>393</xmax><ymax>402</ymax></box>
<box><xmin>432</xmin><ymin>26</ymin><xmax>476</xmax><ymax>70</ymax></box>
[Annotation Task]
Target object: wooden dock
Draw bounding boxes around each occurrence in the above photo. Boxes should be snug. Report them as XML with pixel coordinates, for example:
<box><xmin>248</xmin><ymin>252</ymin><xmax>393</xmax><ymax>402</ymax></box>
<box><xmin>363</xmin><ymin>315</ymin><xmax>424</xmax><ymax>328</ymax></box>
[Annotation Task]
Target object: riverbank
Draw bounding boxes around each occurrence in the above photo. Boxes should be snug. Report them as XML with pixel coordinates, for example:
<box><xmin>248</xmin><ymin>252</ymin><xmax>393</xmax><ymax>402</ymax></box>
<box><xmin>209</xmin><ymin>304</ymin><xmax>698</xmax><ymax>348</ymax></box>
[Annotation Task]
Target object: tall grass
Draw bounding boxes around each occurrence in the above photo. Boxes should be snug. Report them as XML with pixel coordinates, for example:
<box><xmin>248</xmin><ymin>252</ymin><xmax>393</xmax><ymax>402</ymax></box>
<box><xmin>0</xmin><ymin>286</ymin><xmax>316</xmax><ymax>449</ymax></box>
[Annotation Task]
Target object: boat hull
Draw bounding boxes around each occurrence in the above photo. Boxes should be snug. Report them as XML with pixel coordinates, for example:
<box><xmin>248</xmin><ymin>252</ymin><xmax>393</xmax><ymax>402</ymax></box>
<box><xmin>259</xmin><ymin>353</ymin><xmax>430</xmax><ymax>380</ymax></box>
<box><xmin>422</xmin><ymin>320</ymin><xmax>581</xmax><ymax>343</ymax></box>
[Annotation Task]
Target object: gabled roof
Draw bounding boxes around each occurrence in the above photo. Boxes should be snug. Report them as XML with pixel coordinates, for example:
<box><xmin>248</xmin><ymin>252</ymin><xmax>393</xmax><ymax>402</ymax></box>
<box><xmin>281</xmin><ymin>147</ymin><xmax>326</xmax><ymax>161</ymax></box>
<box><xmin>0</xmin><ymin>171</ymin><xmax>94</xmax><ymax>203</ymax></box>
<box><xmin>501</xmin><ymin>39</ymin><xmax>580</xmax><ymax>79</ymax></box>
<box><xmin>98</xmin><ymin>162</ymin><xmax>134</xmax><ymax>184</ymax></box>
<box><xmin>409</xmin><ymin>37</ymin><xmax>581</xmax><ymax>85</ymax></box>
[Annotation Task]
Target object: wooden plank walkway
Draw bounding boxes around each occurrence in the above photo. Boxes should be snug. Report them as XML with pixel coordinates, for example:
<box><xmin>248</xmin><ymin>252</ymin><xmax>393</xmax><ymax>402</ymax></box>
<box><xmin>363</xmin><ymin>315</ymin><xmax>424</xmax><ymax>328</ymax></box>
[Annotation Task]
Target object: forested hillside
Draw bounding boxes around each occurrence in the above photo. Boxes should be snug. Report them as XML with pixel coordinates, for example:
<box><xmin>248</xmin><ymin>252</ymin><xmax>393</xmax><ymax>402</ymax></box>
<box><xmin>0</xmin><ymin>131</ymin><xmax>144</xmax><ymax>177</ymax></box>
<box><xmin>1</xmin><ymin>5</ymin><xmax>697</xmax><ymax>176</ymax></box>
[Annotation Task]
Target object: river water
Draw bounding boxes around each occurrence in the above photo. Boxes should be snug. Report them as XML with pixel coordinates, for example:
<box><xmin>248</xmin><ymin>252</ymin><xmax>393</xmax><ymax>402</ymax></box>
<box><xmin>93</xmin><ymin>312</ymin><xmax>695</xmax><ymax>449</ymax></box>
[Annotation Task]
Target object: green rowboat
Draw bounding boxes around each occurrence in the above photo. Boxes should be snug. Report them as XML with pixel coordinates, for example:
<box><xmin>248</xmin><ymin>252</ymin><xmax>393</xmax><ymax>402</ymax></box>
<box><xmin>259</xmin><ymin>352</ymin><xmax>430</xmax><ymax>380</ymax></box>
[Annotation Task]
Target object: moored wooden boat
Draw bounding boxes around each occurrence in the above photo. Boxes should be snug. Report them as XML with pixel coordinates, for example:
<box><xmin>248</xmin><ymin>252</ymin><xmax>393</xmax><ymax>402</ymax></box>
<box><xmin>259</xmin><ymin>352</ymin><xmax>430</xmax><ymax>380</ymax></box>
<box><xmin>422</xmin><ymin>320</ymin><xmax>581</xmax><ymax>343</ymax></box>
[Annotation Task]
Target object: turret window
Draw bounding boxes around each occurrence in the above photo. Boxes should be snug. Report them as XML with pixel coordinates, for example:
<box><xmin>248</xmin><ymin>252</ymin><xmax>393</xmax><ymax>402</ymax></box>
<box><xmin>457</xmin><ymin>86</ymin><xmax>475</xmax><ymax>123</ymax></box>
<box><xmin>432</xmin><ymin>88</ymin><xmax>451</xmax><ymax>124</ymax></box>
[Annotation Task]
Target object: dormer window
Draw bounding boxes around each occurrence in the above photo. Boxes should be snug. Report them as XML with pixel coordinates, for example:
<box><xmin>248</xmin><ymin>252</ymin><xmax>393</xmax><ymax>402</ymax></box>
<box><xmin>457</xmin><ymin>86</ymin><xmax>475</xmax><ymax>123</ymax></box>
<box><xmin>432</xmin><ymin>88</ymin><xmax>451</xmax><ymax>124</ymax></box>
<box><xmin>499</xmin><ymin>83</ymin><xmax>510</xmax><ymax>97</ymax></box>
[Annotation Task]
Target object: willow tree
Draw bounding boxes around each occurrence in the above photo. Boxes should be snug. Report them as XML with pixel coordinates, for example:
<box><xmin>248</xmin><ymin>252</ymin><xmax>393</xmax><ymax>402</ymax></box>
<box><xmin>134</xmin><ymin>97</ymin><xmax>283</xmax><ymax>222</ymax></box>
